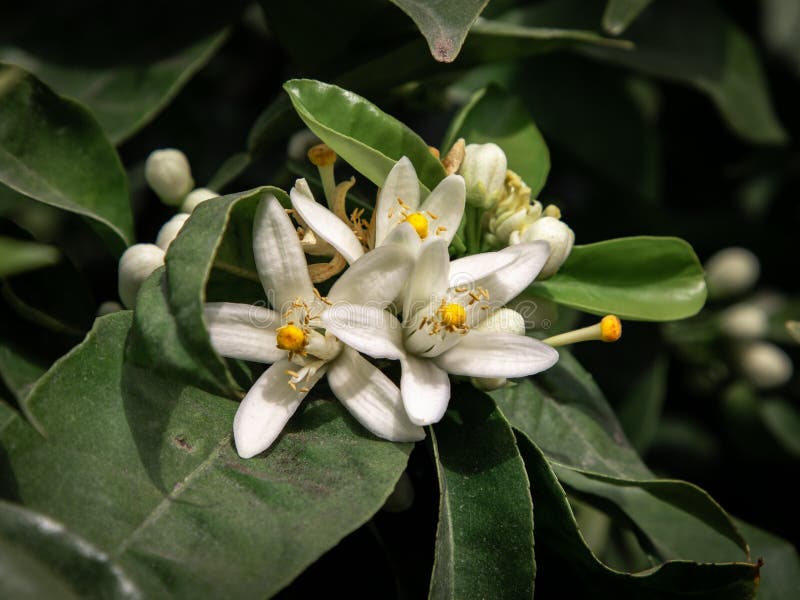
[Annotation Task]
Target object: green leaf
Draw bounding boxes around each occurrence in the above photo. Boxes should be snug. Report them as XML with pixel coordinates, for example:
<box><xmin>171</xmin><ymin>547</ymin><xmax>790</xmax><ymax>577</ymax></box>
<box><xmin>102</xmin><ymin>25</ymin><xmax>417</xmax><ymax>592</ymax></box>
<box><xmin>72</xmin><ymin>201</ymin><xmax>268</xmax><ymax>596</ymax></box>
<box><xmin>0</xmin><ymin>499</ymin><xmax>140</xmax><ymax>599</ymax></box>
<box><xmin>528</xmin><ymin>237</ymin><xmax>707</xmax><ymax>321</ymax></box>
<box><xmin>516</xmin><ymin>433</ymin><xmax>759</xmax><ymax>598</ymax></box>
<box><xmin>389</xmin><ymin>0</ymin><xmax>490</xmax><ymax>62</ymax></box>
<box><xmin>602</xmin><ymin>0</ymin><xmax>653</xmax><ymax>35</ymax></box>
<box><xmin>759</xmin><ymin>399</ymin><xmax>800</xmax><ymax>459</ymax></box>
<box><xmin>1</xmin><ymin>313</ymin><xmax>412</xmax><ymax>597</ymax></box>
<box><xmin>0</xmin><ymin>32</ymin><xmax>227</xmax><ymax>144</ymax></box>
<box><xmin>0</xmin><ymin>236</ymin><xmax>59</xmax><ymax>278</ymax></box>
<box><xmin>735</xmin><ymin>519</ymin><xmax>800</xmax><ymax>600</ymax></box>
<box><xmin>583</xmin><ymin>0</ymin><xmax>787</xmax><ymax>144</ymax></box>
<box><xmin>0</xmin><ymin>65</ymin><xmax>133</xmax><ymax>250</ymax></box>
<box><xmin>617</xmin><ymin>356</ymin><xmax>667</xmax><ymax>452</ymax></box>
<box><xmin>127</xmin><ymin>187</ymin><xmax>277</xmax><ymax>396</ymax></box>
<box><xmin>0</xmin><ymin>340</ymin><xmax>48</xmax><ymax>433</ymax></box>
<box><xmin>283</xmin><ymin>79</ymin><xmax>446</xmax><ymax>193</ymax></box>
<box><xmin>429</xmin><ymin>386</ymin><xmax>535</xmax><ymax>599</ymax></box>
<box><xmin>442</xmin><ymin>85</ymin><xmax>550</xmax><ymax>196</ymax></box>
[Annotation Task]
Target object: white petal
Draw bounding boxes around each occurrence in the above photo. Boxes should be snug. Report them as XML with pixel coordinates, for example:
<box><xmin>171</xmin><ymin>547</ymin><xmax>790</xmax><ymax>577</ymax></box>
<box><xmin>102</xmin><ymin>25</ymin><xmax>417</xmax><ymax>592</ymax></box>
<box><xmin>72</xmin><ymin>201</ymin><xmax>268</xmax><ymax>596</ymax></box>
<box><xmin>290</xmin><ymin>179</ymin><xmax>364</xmax><ymax>264</ymax></box>
<box><xmin>381</xmin><ymin>221</ymin><xmax>422</xmax><ymax>254</ymax></box>
<box><xmin>448</xmin><ymin>249</ymin><xmax>514</xmax><ymax>288</ymax></box>
<box><xmin>322</xmin><ymin>304</ymin><xmax>405</xmax><ymax>360</ymax></box>
<box><xmin>328</xmin><ymin>245</ymin><xmax>414</xmax><ymax>307</ymax></box>
<box><xmin>403</xmin><ymin>239</ymin><xmax>450</xmax><ymax>319</ymax></box>
<box><xmin>376</xmin><ymin>157</ymin><xmax>420</xmax><ymax>245</ymax></box>
<box><xmin>400</xmin><ymin>355</ymin><xmax>451</xmax><ymax>425</ymax></box>
<box><xmin>253</xmin><ymin>194</ymin><xmax>313</xmax><ymax>313</ymax></box>
<box><xmin>327</xmin><ymin>347</ymin><xmax>425</xmax><ymax>442</ymax></box>
<box><xmin>419</xmin><ymin>174</ymin><xmax>466</xmax><ymax>245</ymax></box>
<box><xmin>233</xmin><ymin>359</ymin><xmax>326</xmax><ymax>458</ymax></box>
<box><xmin>204</xmin><ymin>302</ymin><xmax>284</xmax><ymax>364</ymax></box>
<box><xmin>433</xmin><ymin>331</ymin><xmax>559</xmax><ymax>378</ymax></box>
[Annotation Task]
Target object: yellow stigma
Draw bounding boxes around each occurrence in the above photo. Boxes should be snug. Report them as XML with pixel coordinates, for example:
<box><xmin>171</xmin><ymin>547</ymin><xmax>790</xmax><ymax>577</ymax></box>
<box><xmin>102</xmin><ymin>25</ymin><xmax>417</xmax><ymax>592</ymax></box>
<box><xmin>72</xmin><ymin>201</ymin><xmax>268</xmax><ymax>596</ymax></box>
<box><xmin>276</xmin><ymin>324</ymin><xmax>308</xmax><ymax>352</ymax></box>
<box><xmin>441</xmin><ymin>303</ymin><xmax>466</xmax><ymax>328</ymax></box>
<box><xmin>600</xmin><ymin>315</ymin><xmax>622</xmax><ymax>342</ymax></box>
<box><xmin>404</xmin><ymin>212</ymin><xmax>429</xmax><ymax>239</ymax></box>
<box><xmin>307</xmin><ymin>144</ymin><xmax>337</xmax><ymax>167</ymax></box>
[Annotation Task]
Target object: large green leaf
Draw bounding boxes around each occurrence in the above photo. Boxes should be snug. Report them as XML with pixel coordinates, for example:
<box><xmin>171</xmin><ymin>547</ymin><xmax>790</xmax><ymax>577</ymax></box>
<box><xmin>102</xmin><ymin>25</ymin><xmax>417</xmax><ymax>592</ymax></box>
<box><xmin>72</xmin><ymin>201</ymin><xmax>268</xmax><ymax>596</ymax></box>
<box><xmin>0</xmin><ymin>313</ymin><xmax>412</xmax><ymax>597</ymax></box>
<box><xmin>0</xmin><ymin>65</ymin><xmax>132</xmax><ymax>250</ymax></box>
<box><xmin>617</xmin><ymin>355</ymin><xmax>667</xmax><ymax>453</ymax></box>
<box><xmin>516</xmin><ymin>433</ymin><xmax>759</xmax><ymax>598</ymax></box>
<box><xmin>389</xmin><ymin>0</ymin><xmax>489</xmax><ymax>62</ymax></box>
<box><xmin>528</xmin><ymin>237</ymin><xmax>707</xmax><ymax>321</ymax></box>
<box><xmin>602</xmin><ymin>0</ymin><xmax>653</xmax><ymax>35</ymax></box>
<box><xmin>429</xmin><ymin>386</ymin><xmax>534</xmax><ymax>599</ymax></box>
<box><xmin>441</xmin><ymin>85</ymin><xmax>550</xmax><ymax>196</ymax></box>
<box><xmin>284</xmin><ymin>79</ymin><xmax>446</xmax><ymax>194</ymax></box>
<box><xmin>127</xmin><ymin>187</ymin><xmax>278</xmax><ymax>396</ymax></box>
<box><xmin>0</xmin><ymin>499</ymin><xmax>140</xmax><ymax>599</ymax></box>
<box><xmin>0</xmin><ymin>32</ymin><xmax>227</xmax><ymax>144</ymax></box>
<box><xmin>735</xmin><ymin>520</ymin><xmax>800</xmax><ymax>600</ymax></box>
<box><xmin>0</xmin><ymin>236</ymin><xmax>59</xmax><ymax>278</ymax></box>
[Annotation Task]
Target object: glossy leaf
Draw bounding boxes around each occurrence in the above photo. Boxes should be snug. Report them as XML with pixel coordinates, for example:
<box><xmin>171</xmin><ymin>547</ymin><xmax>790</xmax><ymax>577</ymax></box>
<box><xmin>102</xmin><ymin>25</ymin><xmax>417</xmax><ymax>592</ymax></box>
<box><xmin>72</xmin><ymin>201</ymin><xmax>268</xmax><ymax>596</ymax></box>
<box><xmin>0</xmin><ymin>236</ymin><xmax>59</xmax><ymax>278</ymax></box>
<box><xmin>442</xmin><ymin>85</ymin><xmax>550</xmax><ymax>196</ymax></box>
<box><xmin>389</xmin><ymin>0</ymin><xmax>489</xmax><ymax>63</ymax></box>
<box><xmin>736</xmin><ymin>520</ymin><xmax>800</xmax><ymax>600</ymax></box>
<box><xmin>516</xmin><ymin>433</ymin><xmax>759</xmax><ymax>598</ymax></box>
<box><xmin>429</xmin><ymin>386</ymin><xmax>534</xmax><ymax>599</ymax></box>
<box><xmin>284</xmin><ymin>79</ymin><xmax>446</xmax><ymax>194</ymax></box>
<box><xmin>528</xmin><ymin>237</ymin><xmax>707</xmax><ymax>321</ymax></box>
<box><xmin>0</xmin><ymin>313</ymin><xmax>413</xmax><ymax>598</ymax></box>
<box><xmin>0</xmin><ymin>32</ymin><xmax>227</xmax><ymax>144</ymax></box>
<box><xmin>602</xmin><ymin>0</ymin><xmax>653</xmax><ymax>35</ymax></box>
<box><xmin>0</xmin><ymin>65</ymin><xmax>132</xmax><ymax>250</ymax></box>
<box><xmin>0</xmin><ymin>499</ymin><xmax>140</xmax><ymax>599</ymax></box>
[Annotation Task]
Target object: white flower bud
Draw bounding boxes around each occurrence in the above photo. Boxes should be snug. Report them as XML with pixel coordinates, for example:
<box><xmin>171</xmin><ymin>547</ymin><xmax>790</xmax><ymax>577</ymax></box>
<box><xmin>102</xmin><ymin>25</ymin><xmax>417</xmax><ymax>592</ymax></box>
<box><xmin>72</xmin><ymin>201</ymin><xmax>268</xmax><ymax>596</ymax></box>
<box><xmin>738</xmin><ymin>341</ymin><xmax>793</xmax><ymax>388</ymax></box>
<box><xmin>719</xmin><ymin>303</ymin><xmax>768</xmax><ymax>339</ymax></box>
<box><xmin>472</xmin><ymin>308</ymin><xmax>526</xmax><ymax>390</ymax></box>
<box><xmin>97</xmin><ymin>301</ymin><xmax>123</xmax><ymax>316</ymax></box>
<box><xmin>705</xmin><ymin>247</ymin><xmax>760</xmax><ymax>299</ymax></box>
<box><xmin>180</xmin><ymin>188</ymin><xmax>217</xmax><ymax>214</ymax></box>
<box><xmin>287</xmin><ymin>129</ymin><xmax>321</xmax><ymax>161</ymax></box>
<box><xmin>144</xmin><ymin>149</ymin><xmax>194</xmax><ymax>205</ymax></box>
<box><xmin>155</xmin><ymin>213</ymin><xmax>190</xmax><ymax>251</ymax></box>
<box><xmin>520</xmin><ymin>216</ymin><xmax>574</xmax><ymax>279</ymax></box>
<box><xmin>118</xmin><ymin>243</ymin><xmax>165</xmax><ymax>308</ymax></box>
<box><xmin>460</xmin><ymin>143</ymin><xmax>507</xmax><ymax>208</ymax></box>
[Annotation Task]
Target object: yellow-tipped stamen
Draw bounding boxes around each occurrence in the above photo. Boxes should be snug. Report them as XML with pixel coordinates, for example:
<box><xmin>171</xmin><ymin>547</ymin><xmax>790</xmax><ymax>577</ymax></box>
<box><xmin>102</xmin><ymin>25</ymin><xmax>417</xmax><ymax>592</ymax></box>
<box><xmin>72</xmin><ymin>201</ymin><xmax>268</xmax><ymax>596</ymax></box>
<box><xmin>307</xmin><ymin>144</ymin><xmax>337</xmax><ymax>209</ymax></box>
<box><xmin>404</xmin><ymin>212</ymin><xmax>429</xmax><ymax>239</ymax></box>
<box><xmin>276</xmin><ymin>324</ymin><xmax>308</xmax><ymax>352</ymax></box>
<box><xmin>542</xmin><ymin>315</ymin><xmax>622</xmax><ymax>347</ymax></box>
<box><xmin>440</xmin><ymin>303</ymin><xmax>467</xmax><ymax>329</ymax></box>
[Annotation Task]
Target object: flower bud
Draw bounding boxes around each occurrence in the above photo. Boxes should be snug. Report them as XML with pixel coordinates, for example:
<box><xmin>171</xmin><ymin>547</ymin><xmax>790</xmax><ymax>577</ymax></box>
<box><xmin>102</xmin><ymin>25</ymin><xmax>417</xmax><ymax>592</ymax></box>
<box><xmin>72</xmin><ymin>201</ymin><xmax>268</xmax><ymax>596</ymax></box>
<box><xmin>719</xmin><ymin>303</ymin><xmax>768</xmax><ymax>339</ymax></box>
<box><xmin>97</xmin><ymin>301</ymin><xmax>122</xmax><ymax>316</ymax></box>
<box><xmin>181</xmin><ymin>188</ymin><xmax>217</xmax><ymax>214</ymax></box>
<box><xmin>520</xmin><ymin>216</ymin><xmax>574</xmax><ymax>279</ymax></box>
<box><xmin>704</xmin><ymin>247</ymin><xmax>759</xmax><ymax>299</ymax></box>
<box><xmin>287</xmin><ymin>129</ymin><xmax>321</xmax><ymax>161</ymax></box>
<box><xmin>738</xmin><ymin>341</ymin><xmax>793</xmax><ymax>388</ymax></box>
<box><xmin>460</xmin><ymin>143</ymin><xmax>507</xmax><ymax>208</ymax></box>
<box><xmin>144</xmin><ymin>149</ymin><xmax>194</xmax><ymax>205</ymax></box>
<box><xmin>155</xmin><ymin>213</ymin><xmax>190</xmax><ymax>251</ymax></box>
<box><xmin>472</xmin><ymin>308</ymin><xmax>526</xmax><ymax>390</ymax></box>
<box><xmin>118</xmin><ymin>243</ymin><xmax>165</xmax><ymax>308</ymax></box>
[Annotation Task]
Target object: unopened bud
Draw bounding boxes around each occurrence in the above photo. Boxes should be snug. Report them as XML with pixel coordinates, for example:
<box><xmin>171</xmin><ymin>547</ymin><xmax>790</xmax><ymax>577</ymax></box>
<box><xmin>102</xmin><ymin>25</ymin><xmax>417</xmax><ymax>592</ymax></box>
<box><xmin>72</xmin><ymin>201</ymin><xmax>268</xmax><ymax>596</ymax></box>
<box><xmin>97</xmin><ymin>301</ymin><xmax>123</xmax><ymax>316</ymax></box>
<box><xmin>786</xmin><ymin>321</ymin><xmax>800</xmax><ymax>344</ymax></box>
<box><xmin>155</xmin><ymin>213</ymin><xmax>190</xmax><ymax>251</ymax></box>
<box><xmin>145</xmin><ymin>149</ymin><xmax>194</xmax><ymax>205</ymax></box>
<box><xmin>472</xmin><ymin>309</ymin><xmax>526</xmax><ymax>390</ymax></box>
<box><xmin>705</xmin><ymin>247</ymin><xmax>760</xmax><ymax>299</ymax></box>
<box><xmin>181</xmin><ymin>188</ymin><xmax>218</xmax><ymax>213</ymax></box>
<box><xmin>460</xmin><ymin>143</ymin><xmax>507</xmax><ymax>208</ymax></box>
<box><xmin>287</xmin><ymin>129</ymin><xmax>320</xmax><ymax>161</ymax></box>
<box><xmin>738</xmin><ymin>341</ymin><xmax>792</xmax><ymax>388</ymax></box>
<box><xmin>719</xmin><ymin>303</ymin><xmax>768</xmax><ymax>339</ymax></box>
<box><xmin>118</xmin><ymin>244</ymin><xmax>164</xmax><ymax>308</ymax></box>
<box><xmin>520</xmin><ymin>216</ymin><xmax>574</xmax><ymax>279</ymax></box>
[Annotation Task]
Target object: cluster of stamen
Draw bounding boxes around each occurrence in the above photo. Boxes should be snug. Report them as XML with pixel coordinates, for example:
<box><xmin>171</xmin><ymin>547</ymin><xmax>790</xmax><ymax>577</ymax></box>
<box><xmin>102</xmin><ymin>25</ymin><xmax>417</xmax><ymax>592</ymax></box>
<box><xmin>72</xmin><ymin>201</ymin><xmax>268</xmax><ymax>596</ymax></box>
<box><xmin>387</xmin><ymin>198</ymin><xmax>446</xmax><ymax>240</ymax></box>
<box><xmin>417</xmin><ymin>285</ymin><xmax>492</xmax><ymax>338</ymax></box>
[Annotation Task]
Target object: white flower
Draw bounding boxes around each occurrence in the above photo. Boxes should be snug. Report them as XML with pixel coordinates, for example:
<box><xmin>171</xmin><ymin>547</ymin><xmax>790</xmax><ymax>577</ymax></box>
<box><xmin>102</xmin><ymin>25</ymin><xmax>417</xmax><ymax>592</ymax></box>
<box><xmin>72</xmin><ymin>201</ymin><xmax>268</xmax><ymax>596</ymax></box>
<box><xmin>204</xmin><ymin>194</ymin><xmax>424</xmax><ymax>458</ymax></box>
<box><xmin>289</xmin><ymin>156</ymin><xmax>466</xmax><ymax>264</ymax></box>
<box><xmin>322</xmin><ymin>238</ymin><xmax>560</xmax><ymax>425</ymax></box>
<box><xmin>460</xmin><ymin>142</ymin><xmax>507</xmax><ymax>208</ymax></box>
<box><xmin>144</xmin><ymin>149</ymin><xmax>194</xmax><ymax>205</ymax></box>
<box><xmin>118</xmin><ymin>243</ymin><xmax>165</xmax><ymax>308</ymax></box>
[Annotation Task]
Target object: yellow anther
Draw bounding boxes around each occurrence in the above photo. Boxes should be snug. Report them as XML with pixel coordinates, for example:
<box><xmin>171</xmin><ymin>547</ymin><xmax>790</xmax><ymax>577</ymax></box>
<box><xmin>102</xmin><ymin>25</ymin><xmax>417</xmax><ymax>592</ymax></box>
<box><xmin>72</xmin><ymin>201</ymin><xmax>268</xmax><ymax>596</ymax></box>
<box><xmin>307</xmin><ymin>144</ymin><xmax>337</xmax><ymax>167</ymax></box>
<box><xmin>276</xmin><ymin>324</ymin><xmax>308</xmax><ymax>352</ymax></box>
<box><xmin>543</xmin><ymin>204</ymin><xmax>562</xmax><ymax>219</ymax></box>
<box><xmin>440</xmin><ymin>303</ymin><xmax>467</xmax><ymax>328</ymax></box>
<box><xmin>404</xmin><ymin>212</ymin><xmax>429</xmax><ymax>239</ymax></box>
<box><xmin>600</xmin><ymin>315</ymin><xmax>622</xmax><ymax>342</ymax></box>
